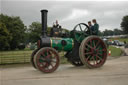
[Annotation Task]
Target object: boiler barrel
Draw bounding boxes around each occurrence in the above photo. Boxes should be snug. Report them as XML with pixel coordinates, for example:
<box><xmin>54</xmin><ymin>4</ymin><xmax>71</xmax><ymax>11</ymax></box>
<box><xmin>51</xmin><ymin>38</ymin><xmax>74</xmax><ymax>51</ymax></box>
<box><xmin>39</xmin><ymin>37</ymin><xmax>74</xmax><ymax>51</ymax></box>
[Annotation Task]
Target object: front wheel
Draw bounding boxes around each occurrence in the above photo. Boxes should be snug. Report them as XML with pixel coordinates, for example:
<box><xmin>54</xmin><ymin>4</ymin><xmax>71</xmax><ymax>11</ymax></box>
<box><xmin>79</xmin><ymin>36</ymin><xmax>107</xmax><ymax>68</ymax></box>
<box><xmin>34</xmin><ymin>47</ymin><xmax>60</xmax><ymax>73</ymax></box>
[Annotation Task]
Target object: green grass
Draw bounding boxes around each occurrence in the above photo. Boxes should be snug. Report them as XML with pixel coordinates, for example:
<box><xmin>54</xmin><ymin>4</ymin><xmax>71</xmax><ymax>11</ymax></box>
<box><xmin>108</xmin><ymin>46</ymin><xmax>122</xmax><ymax>57</ymax></box>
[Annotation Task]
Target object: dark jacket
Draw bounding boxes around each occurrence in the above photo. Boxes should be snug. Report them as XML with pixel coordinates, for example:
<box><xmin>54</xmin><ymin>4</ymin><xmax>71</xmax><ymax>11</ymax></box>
<box><xmin>93</xmin><ymin>23</ymin><xmax>99</xmax><ymax>35</ymax></box>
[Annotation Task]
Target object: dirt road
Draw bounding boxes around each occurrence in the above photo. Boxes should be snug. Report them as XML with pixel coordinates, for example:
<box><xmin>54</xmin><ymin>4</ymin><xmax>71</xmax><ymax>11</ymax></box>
<box><xmin>1</xmin><ymin>56</ymin><xmax>128</xmax><ymax>85</ymax></box>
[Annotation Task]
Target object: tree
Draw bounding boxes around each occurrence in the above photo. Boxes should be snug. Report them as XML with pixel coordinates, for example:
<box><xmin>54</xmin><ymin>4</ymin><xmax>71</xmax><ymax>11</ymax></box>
<box><xmin>121</xmin><ymin>15</ymin><xmax>128</xmax><ymax>34</ymax></box>
<box><xmin>0</xmin><ymin>14</ymin><xmax>26</xmax><ymax>50</ymax></box>
<box><xmin>103</xmin><ymin>29</ymin><xmax>114</xmax><ymax>36</ymax></box>
<box><xmin>98</xmin><ymin>30</ymin><xmax>103</xmax><ymax>36</ymax></box>
<box><xmin>113</xmin><ymin>28</ymin><xmax>123</xmax><ymax>35</ymax></box>
<box><xmin>0</xmin><ymin>22</ymin><xmax>12</xmax><ymax>50</ymax></box>
<box><xmin>28</xmin><ymin>22</ymin><xmax>42</xmax><ymax>43</ymax></box>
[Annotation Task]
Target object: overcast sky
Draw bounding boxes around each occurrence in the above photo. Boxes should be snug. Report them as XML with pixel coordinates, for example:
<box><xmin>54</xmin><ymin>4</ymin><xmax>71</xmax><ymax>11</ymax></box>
<box><xmin>1</xmin><ymin>0</ymin><xmax>128</xmax><ymax>31</ymax></box>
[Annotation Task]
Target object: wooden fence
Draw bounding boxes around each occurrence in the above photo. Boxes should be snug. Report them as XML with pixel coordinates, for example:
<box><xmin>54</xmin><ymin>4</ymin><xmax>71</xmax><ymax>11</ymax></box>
<box><xmin>0</xmin><ymin>50</ymin><xmax>33</xmax><ymax>64</ymax></box>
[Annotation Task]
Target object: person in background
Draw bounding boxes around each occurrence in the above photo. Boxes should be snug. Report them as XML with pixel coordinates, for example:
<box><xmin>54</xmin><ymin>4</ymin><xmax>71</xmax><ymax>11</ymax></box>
<box><xmin>55</xmin><ymin>20</ymin><xmax>59</xmax><ymax>28</ymax></box>
<box><xmin>88</xmin><ymin>21</ymin><xmax>93</xmax><ymax>32</ymax></box>
<box><xmin>92</xmin><ymin>19</ymin><xmax>99</xmax><ymax>35</ymax></box>
<box><xmin>50</xmin><ymin>20</ymin><xmax>60</xmax><ymax>37</ymax></box>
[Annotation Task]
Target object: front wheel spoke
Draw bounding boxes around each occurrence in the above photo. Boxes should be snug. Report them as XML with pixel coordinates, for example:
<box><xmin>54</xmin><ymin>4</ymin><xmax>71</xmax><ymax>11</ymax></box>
<box><xmin>95</xmin><ymin>55</ymin><xmax>98</xmax><ymax>64</ymax></box>
<box><xmin>51</xmin><ymin>59</ymin><xmax>57</xmax><ymax>63</ymax></box>
<box><xmin>46</xmin><ymin>54</ymin><xmax>52</xmax><ymax>58</ymax></box>
<box><xmin>50</xmin><ymin>63</ymin><xmax>54</xmax><ymax>68</ymax></box>
<box><xmin>40</xmin><ymin>58</ymin><xmax>46</xmax><ymax>62</ymax></box>
<box><xmin>86</xmin><ymin>55</ymin><xmax>91</xmax><ymax>61</ymax></box>
<box><xmin>46</xmin><ymin>49</ymin><xmax>50</xmax><ymax>56</ymax></box>
<box><xmin>92</xmin><ymin>56</ymin><xmax>96</xmax><ymax>65</ymax></box>
<box><xmin>45</xmin><ymin>63</ymin><xmax>50</xmax><ymax>68</ymax></box>
<box><xmin>45</xmin><ymin>66</ymin><xmax>49</xmax><ymax>70</ymax></box>
<box><xmin>41</xmin><ymin>53</ymin><xmax>46</xmax><ymax>57</ymax></box>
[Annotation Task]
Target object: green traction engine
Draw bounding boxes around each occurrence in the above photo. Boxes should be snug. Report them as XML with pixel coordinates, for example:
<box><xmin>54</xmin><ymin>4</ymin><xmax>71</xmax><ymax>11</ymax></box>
<box><xmin>31</xmin><ymin>10</ymin><xmax>108</xmax><ymax>73</ymax></box>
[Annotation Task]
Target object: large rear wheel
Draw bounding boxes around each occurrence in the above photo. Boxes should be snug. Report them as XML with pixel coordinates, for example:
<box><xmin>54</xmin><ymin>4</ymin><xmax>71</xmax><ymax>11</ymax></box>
<box><xmin>79</xmin><ymin>36</ymin><xmax>107</xmax><ymax>68</ymax></box>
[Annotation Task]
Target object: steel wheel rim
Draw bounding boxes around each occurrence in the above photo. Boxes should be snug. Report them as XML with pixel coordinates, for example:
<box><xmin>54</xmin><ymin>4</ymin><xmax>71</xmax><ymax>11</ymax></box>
<box><xmin>80</xmin><ymin>36</ymin><xmax>107</xmax><ymax>68</ymax></box>
<box><xmin>31</xmin><ymin>49</ymin><xmax>39</xmax><ymax>69</ymax></box>
<box><xmin>35</xmin><ymin>48</ymin><xmax>59</xmax><ymax>73</ymax></box>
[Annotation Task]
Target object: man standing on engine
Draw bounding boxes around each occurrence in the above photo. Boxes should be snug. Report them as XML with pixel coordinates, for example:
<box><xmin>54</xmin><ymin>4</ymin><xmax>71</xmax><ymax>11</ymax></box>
<box><xmin>92</xmin><ymin>19</ymin><xmax>99</xmax><ymax>35</ymax></box>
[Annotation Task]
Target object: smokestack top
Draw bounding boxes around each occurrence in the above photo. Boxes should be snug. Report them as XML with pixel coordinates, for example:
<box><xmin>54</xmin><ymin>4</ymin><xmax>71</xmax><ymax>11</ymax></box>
<box><xmin>41</xmin><ymin>9</ymin><xmax>48</xmax><ymax>12</ymax></box>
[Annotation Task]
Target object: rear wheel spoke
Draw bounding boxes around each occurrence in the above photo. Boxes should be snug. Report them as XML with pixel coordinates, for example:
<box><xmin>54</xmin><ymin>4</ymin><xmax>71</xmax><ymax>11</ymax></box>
<box><xmin>95</xmin><ymin>40</ymin><xmax>100</xmax><ymax>48</ymax></box>
<box><xmin>84</xmin><ymin>52</ymin><xmax>92</xmax><ymax>55</ymax></box>
<box><xmin>86</xmin><ymin>44</ymin><xmax>93</xmax><ymax>49</ymax></box>
<box><xmin>92</xmin><ymin>56</ymin><xmax>96</xmax><ymax>65</ymax></box>
<box><xmin>93</xmin><ymin>40</ymin><xmax>95</xmax><ymax>48</ymax></box>
<box><xmin>96</xmin><ymin>55</ymin><xmax>103</xmax><ymax>61</ymax></box>
<box><xmin>84</xmin><ymin>47</ymin><xmax>90</xmax><ymax>51</ymax></box>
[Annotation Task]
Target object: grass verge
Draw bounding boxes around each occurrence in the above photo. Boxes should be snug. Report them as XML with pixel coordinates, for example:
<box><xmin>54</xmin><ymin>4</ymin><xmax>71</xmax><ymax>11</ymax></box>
<box><xmin>108</xmin><ymin>46</ymin><xmax>122</xmax><ymax>57</ymax></box>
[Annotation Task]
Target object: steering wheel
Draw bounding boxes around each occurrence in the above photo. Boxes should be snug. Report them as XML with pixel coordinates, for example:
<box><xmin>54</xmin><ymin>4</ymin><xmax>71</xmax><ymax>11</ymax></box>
<box><xmin>73</xmin><ymin>23</ymin><xmax>91</xmax><ymax>42</ymax></box>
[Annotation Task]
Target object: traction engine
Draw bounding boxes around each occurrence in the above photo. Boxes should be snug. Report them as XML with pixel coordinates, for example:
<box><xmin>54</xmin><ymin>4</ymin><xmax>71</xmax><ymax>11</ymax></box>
<box><xmin>31</xmin><ymin>10</ymin><xmax>107</xmax><ymax>73</ymax></box>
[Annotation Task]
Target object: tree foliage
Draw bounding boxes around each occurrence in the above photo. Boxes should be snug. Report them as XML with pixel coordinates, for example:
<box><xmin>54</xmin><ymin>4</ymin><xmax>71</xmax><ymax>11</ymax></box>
<box><xmin>28</xmin><ymin>22</ymin><xmax>42</xmax><ymax>43</ymax></box>
<box><xmin>102</xmin><ymin>28</ymin><xmax>123</xmax><ymax>36</ymax></box>
<box><xmin>0</xmin><ymin>22</ymin><xmax>12</xmax><ymax>50</ymax></box>
<box><xmin>113</xmin><ymin>28</ymin><xmax>123</xmax><ymax>35</ymax></box>
<box><xmin>103</xmin><ymin>29</ymin><xmax>114</xmax><ymax>36</ymax></box>
<box><xmin>0</xmin><ymin>14</ymin><xmax>26</xmax><ymax>50</ymax></box>
<box><xmin>121</xmin><ymin>15</ymin><xmax>128</xmax><ymax>34</ymax></box>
